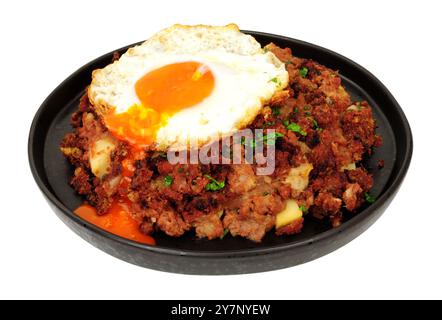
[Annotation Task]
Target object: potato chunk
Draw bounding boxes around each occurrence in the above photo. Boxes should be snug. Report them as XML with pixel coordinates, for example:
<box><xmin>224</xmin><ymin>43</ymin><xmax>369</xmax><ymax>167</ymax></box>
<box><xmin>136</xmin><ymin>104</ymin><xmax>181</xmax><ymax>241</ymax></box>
<box><xmin>340</xmin><ymin>162</ymin><xmax>356</xmax><ymax>172</ymax></box>
<box><xmin>284</xmin><ymin>163</ymin><xmax>313</xmax><ymax>193</ymax></box>
<box><xmin>89</xmin><ymin>136</ymin><xmax>115</xmax><ymax>178</ymax></box>
<box><xmin>275</xmin><ymin>199</ymin><xmax>303</xmax><ymax>229</ymax></box>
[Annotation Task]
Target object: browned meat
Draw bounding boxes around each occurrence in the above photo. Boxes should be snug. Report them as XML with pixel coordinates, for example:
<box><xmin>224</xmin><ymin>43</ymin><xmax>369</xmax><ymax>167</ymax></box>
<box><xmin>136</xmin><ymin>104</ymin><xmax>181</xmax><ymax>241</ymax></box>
<box><xmin>60</xmin><ymin>133</ymin><xmax>87</xmax><ymax>167</ymax></box>
<box><xmin>342</xmin><ymin>103</ymin><xmax>379</xmax><ymax>148</ymax></box>
<box><xmin>70</xmin><ymin>167</ymin><xmax>91</xmax><ymax>195</ymax></box>
<box><xmin>311</xmin><ymin>172</ymin><xmax>347</xmax><ymax>197</ymax></box>
<box><xmin>227</xmin><ymin>164</ymin><xmax>257</xmax><ymax>194</ymax></box>
<box><xmin>194</xmin><ymin>213</ymin><xmax>224</xmax><ymax>240</ymax></box>
<box><xmin>139</xmin><ymin>219</ymin><xmax>154</xmax><ymax>235</ymax></box>
<box><xmin>347</xmin><ymin>168</ymin><xmax>373</xmax><ymax>192</ymax></box>
<box><xmin>275</xmin><ymin>218</ymin><xmax>303</xmax><ymax>236</ymax></box>
<box><xmin>156</xmin><ymin>209</ymin><xmax>190</xmax><ymax>237</ymax></box>
<box><xmin>61</xmin><ymin>43</ymin><xmax>381</xmax><ymax>242</ymax></box>
<box><xmin>312</xmin><ymin>192</ymin><xmax>342</xmax><ymax>218</ymax></box>
<box><xmin>223</xmin><ymin>210</ymin><xmax>275</xmax><ymax>242</ymax></box>
<box><xmin>91</xmin><ymin>184</ymin><xmax>113</xmax><ymax>214</ymax></box>
<box><xmin>342</xmin><ymin>183</ymin><xmax>363</xmax><ymax>211</ymax></box>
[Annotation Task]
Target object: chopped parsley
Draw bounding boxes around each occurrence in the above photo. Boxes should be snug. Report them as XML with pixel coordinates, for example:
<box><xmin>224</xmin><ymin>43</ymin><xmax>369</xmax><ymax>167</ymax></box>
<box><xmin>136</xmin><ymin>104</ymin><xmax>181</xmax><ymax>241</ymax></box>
<box><xmin>284</xmin><ymin>121</ymin><xmax>307</xmax><ymax>136</ymax></box>
<box><xmin>263</xmin><ymin>191</ymin><xmax>270</xmax><ymax>196</ymax></box>
<box><xmin>240</xmin><ymin>136</ymin><xmax>255</xmax><ymax>148</ymax></box>
<box><xmin>263</xmin><ymin>121</ymin><xmax>275</xmax><ymax>128</ymax></box>
<box><xmin>311</xmin><ymin>118</ymin><xmax>318</xmax><ymax>127</ymax></box>
<box><xmin>299</xmin><ymin>205</ymin><xmax>308</xmax><ymax>213</ymax></box>
<box><xmin>271</xmin><ymin>107</ymin><xmax>281</xmax><ymax>116</ymax></box>
<box><xmin>299</xmin><ymin>67</ymin><xmax>309</xmax><ymax>78</ymax></box>
<box><xmin>242</xmin><ymin>132</ymin><xmax>284</xmax><ymax>148</ymax></box>
<box><xmin>356</xmin><ymin>102</ymin><xmax>364</xmax><ymax>110</ymax></box>
<box><xmin>269</xmin><ymin>77</ymin><xmax>281</xmax><ymax>86</ymax></box>
<box><xmin>163</xmin><ymin>175</ymin><xmax>173</xmax><ymax>186</ymax></box>
<box><xmin>262</xmin><ymin>132</ymin><xmax>284</xmax><ymax>145</ymax></box>
<box><xmin>153</xmin><ymin>151</ymin><xmax>167</xmax><ymax>158</ymax></box>
<box><xmin>293</xmin><ymin>107</ymin><xmax>299</xmax><ymax>113</ymax></box>
<box><xmin>285</xmin><ymin>60</ymin><xmax>293</xmax><ymax>65</ymax></box>
<box><xmin>220</xmin><ymin>228</ymin><xmax>229</xmax><ymax>239</ymax></box>
<box><xmin>310</xmin><ymin>118</ymin><xmax>322</xmax><ymax>131</ymax></box>
<box><xmin>205</xmin><ymin>174</ymin><xmax>225</xmax><ymax>191</ymax></box>
<box><xmin>364</xmin><ymin>192</ymin><xmax>376</xmax><ymax>204</ymax></box>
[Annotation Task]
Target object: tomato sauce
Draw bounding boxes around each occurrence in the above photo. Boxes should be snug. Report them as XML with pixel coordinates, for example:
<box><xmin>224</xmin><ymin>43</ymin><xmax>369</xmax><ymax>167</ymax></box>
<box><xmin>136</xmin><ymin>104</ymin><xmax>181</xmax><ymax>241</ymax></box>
<box><xmin>74</xmin><ymin>201</ymin><xmax>155</xmax><ymax>246</ymax></box>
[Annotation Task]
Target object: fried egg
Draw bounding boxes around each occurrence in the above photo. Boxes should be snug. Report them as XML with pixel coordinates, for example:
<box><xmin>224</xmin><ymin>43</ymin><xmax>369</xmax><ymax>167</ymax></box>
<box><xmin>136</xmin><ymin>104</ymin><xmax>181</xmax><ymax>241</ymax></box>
<box><xmin>88</xmin><ymin>24</ymin><xmax>288</xmax><ymax>150</ymax></box>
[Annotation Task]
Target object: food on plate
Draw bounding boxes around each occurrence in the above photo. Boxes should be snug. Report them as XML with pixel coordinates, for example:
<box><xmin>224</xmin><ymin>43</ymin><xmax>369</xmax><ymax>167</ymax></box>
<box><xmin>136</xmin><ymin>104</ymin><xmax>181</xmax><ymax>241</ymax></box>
<box><xmin>61</xmin><ymin>24</ymin><xmax>382</xmax><ymax>243</ymax></box>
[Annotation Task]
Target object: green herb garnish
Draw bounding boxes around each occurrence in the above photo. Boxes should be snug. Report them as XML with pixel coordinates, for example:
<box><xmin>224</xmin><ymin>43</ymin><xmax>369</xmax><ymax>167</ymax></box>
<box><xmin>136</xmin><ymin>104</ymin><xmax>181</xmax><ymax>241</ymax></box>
<box><xmin>284</xmin><ymin>121</ymin><xmax>307</xmax><ymax>136</ymax></box>
<box><xmin>364</xmin><ymin>192</ymin><xmax>376</xmax><ymax>204</ymax></box>
<box><xmin>262</xmin><ymin>132</ymin><xmax>284</xmax><ymax>145</ymax></box>
<box><xmin>263</xmin><ymin>121</ymin><xmax>275</xmax><ymax>128</ymax></box>
<box><xmin>285</xmin><ymin>60</ymin><xmax>293</xmax><ymax>65</ymax></box>
<box><xmin>310</xmin><ymin>118</ymin><xmax>322</xmax><ymax>131</ymax></box>
<box><xmin>299</xmin><ymin>67</ymin><xmax>309</xmax><ymax>78</ymax></box>
<box><xmin>242</xmin><ymin>132</ymin><xmax>284</xmax><ymax>148</ymax></box>
<box><xmin>163</xmin><ymin>175</ymin><xmax>173</xmax><ymax>186</ymax></box>
<box><xmin>205</xmin><ymin>174</ymin><xmax>225</xmax><ymax>191</ymax></box>
<box><xmin>357</xmin><ymin>102</ymin><xmax>364</xmax><ymax>110</ymax></box>
<box><xmin>153</xmin><ymin>151</ymin><xmax>167</xmax><ymax>158</ymax></box>
<box><xmin>272</xmin><ymin>107</ymin><xmax>281</xmax><ymax>116</ymax></box>
<box><xmin>263</xmin><ymin>191</ymin><xmax>270</xmax><ymax>196</ymax></box>
<box><xmin>241</xmin><ymin>136</ymin><xmax>256</xmax><ymax>148</ymax></box>
<box><xmin>220</xmin><ymin>228</ymin><xmax>229</xmax><ymax>239</ymax></box>
<box><xmin>299</xmin><ymin>205</ymin><xmax>308</xmax><ymax>213</ymax></box>
<box><xmin>269</xmin><ymin>77</ymin><xmax>281</xmax><ymax>86</ymax></box>
<box><xmin>311</xmin><ymin>118</ymin><xmax>318</xmax><ymax>127</ymax></box>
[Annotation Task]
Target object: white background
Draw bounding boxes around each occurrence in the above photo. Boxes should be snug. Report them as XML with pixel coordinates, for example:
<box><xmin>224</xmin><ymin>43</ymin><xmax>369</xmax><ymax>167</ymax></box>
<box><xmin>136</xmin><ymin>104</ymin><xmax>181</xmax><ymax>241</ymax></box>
<box><xmin>0</xmin><ymin>0</ymin><xmax>440</xmax><ymax>299</ymax></box>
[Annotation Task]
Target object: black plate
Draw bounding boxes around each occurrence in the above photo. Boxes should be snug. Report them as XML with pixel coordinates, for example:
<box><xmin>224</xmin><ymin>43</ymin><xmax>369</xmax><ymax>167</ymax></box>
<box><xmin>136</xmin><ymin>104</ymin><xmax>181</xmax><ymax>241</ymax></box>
<box><xmin>28</xmin><ymin>31</ymin><xmax>412</xmax><ymax>274</ymax></box>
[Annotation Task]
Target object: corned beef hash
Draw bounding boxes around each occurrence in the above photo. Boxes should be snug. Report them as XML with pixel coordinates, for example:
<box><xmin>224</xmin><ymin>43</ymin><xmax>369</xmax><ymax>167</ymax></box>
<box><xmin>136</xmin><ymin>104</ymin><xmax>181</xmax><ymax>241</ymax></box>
<box><xmin>60</xmin><ymin>24</ymin><xmax>381</xmax><ymax>244</ymax></box>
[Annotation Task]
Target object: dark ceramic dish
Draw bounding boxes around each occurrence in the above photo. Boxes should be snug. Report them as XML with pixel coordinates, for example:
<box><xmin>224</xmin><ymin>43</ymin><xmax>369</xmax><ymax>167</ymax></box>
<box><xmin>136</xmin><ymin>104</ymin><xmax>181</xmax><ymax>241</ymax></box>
<box><xmin>28</xmin><ymin>31</ymin><xmax>412</xmax><ymax>274</ymax></box>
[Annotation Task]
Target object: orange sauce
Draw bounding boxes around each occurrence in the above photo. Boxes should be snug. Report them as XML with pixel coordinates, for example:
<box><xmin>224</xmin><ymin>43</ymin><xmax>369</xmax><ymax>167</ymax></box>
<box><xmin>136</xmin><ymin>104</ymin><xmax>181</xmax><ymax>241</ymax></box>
<box><xmin>74</xmin><ymin>201</ymin><xmax>155</xmax><ymax>245</ymax></box>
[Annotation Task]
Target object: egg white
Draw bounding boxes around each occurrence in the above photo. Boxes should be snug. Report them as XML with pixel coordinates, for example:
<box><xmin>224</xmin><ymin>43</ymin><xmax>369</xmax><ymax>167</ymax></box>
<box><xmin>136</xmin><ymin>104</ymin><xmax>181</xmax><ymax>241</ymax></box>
<box><xmin>88</xmin><ymin>24</ymin><xmax>289</xmax><ymax>150</ymax></box>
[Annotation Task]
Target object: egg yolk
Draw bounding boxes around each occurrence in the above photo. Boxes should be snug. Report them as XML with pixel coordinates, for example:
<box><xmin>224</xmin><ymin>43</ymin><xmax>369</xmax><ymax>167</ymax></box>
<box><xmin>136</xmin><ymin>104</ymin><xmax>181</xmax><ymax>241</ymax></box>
<box><xmin>104</xmin><ymin>61</ymin><xmax>215</xmax><ymax>147</ymax></box>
